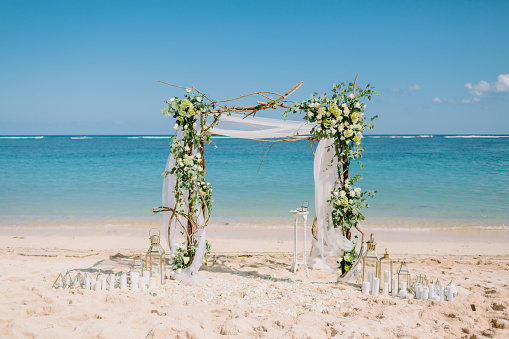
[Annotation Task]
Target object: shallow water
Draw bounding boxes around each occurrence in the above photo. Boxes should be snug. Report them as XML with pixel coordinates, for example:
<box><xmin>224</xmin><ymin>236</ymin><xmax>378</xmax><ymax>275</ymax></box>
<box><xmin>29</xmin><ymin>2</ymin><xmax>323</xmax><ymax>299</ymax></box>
<box><xmin>1</xmin><ymin>135</ymin><xmax>508</xmax><ymax>229</ymax></box>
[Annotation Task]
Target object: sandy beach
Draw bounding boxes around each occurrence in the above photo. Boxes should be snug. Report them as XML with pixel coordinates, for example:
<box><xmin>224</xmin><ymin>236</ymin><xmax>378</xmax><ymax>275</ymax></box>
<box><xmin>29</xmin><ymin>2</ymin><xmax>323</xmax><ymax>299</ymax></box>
<box><xmin>1</xmin><ymin>225</ymin><xmax>508</xmax><ymax>338</ymax></box>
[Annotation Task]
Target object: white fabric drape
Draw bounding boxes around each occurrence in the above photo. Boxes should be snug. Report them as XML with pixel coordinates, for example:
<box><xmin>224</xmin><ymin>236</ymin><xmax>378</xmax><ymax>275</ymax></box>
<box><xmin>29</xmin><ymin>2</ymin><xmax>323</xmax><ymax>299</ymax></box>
<box><xmin>209</xmin><ymin>113</ymin><xmax>314</xmax><ymax>139</ymax></box>
<box><xmin>162</xmin><ymin>129</ymin><xmax>207</xmax><ymax>286</ymax></box>
<box><xmin>308</xmin><ymin>139</ymin><xmax>356</xmax><ymax>273</ymax></box>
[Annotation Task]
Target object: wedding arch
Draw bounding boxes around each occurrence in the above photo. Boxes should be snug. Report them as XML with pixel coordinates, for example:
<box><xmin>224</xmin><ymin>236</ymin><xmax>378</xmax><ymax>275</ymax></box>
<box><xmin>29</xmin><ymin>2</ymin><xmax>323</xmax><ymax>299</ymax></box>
<box><xmin>153</xmin><ymin>77</ymin><xmax>377</xmax><ymax>285</ymax></box>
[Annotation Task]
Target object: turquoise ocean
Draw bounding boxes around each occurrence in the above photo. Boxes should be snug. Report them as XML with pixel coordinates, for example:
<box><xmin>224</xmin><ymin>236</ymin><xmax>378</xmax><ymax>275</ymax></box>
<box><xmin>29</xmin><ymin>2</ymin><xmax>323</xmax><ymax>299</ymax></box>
<box><xmin>1</xmin><ymin>135</ymin><xmax>508</xmax><ymax>230</ymax></box>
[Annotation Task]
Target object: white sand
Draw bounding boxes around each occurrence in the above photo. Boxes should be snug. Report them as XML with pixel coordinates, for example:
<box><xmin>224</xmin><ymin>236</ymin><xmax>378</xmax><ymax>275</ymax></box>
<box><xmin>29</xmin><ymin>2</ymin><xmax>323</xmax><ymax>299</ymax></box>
<box><xmin>1</xmin><ymin>226</ymin><xmax>508</xmax><ymax>338</ymax></box>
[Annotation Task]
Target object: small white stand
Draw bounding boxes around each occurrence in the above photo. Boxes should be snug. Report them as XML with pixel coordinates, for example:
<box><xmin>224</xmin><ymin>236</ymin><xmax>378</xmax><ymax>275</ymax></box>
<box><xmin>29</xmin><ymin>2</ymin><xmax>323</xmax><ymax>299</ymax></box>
<box><xmin>290</xmin><ymin>210</ymin><xmax>309</xmax><ymax>274</ymax></box>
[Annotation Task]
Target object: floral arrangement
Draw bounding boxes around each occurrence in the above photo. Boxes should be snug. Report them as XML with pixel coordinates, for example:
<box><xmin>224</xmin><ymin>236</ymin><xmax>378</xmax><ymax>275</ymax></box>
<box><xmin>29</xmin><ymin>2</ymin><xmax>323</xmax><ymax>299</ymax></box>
<box><xmin>160</xmin><ymin>90</ymin><xmax>216</xmax><ymax>267</ymax></box>
<box><xmin>171</xmin><ymin>240</ymin><xmax>211</xmax><ymax>273</ymax></box>
<box><xmin>287</xmin><ymin>81</ymin><xmax>377</xmax><ymax>274</ymax></box>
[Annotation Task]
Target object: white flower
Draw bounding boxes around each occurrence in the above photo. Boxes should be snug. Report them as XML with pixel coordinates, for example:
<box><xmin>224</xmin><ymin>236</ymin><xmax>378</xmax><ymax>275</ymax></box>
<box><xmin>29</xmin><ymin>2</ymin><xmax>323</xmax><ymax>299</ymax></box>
<box><xmin>341</xmin><ymin>103</ymin><xmax>347</xmax><ymax>108</ymax></box>
<box><xmin>333</xmin><ymin>191</ymin><xmax>339</xmax><ymax>196</ymax></box>
<box><xmin>343</xmin><ymin>208</ymin><xmax>347</xmax><ymax>212</ymax></box>
<box><xmin>339</xmin><ymin>190</ymin><xmax>346</xmax><ymax>197</ymax></box>
<box><xmin>354</xmin><ymin>187</ymin><xmax>361</xmax><ymax>193</ymax></box>
<box><xmin>344</xmin><ymin>107</ymin><xmax>350</xmax><ymax>115</ymax></box>
<box><xmin>316</xmin><ymin>127</ymin><xmax>322</xmax><ymax>133</ymax></box>
<box><xmin>183</xmin><ymin>125</ymin><xmax>187</xmax><ymax>130</ymax></box>
<box><xmin>355</xmin><ymin>102</ymin><xmax>361</xmax><ymax>108</ymax></box>
<box><xmin>173</xmin><ymin>124</ymin><xmax>178</xmax><ymax>130</ymax></box>
<box><xmin>350</xmin><ymin>190</ymin><xmax>356</xmax><ymax>197</ymax></box>
<box><xmin>197</xmin><ymin>166</ymin><xmax>203</xmax><ymax>171</ymax></box>
<box><xmin>195</xmin><ymin>153</ymin><xmax>201</xmax><ymax>159</ymax></box>
<box><xmin>338</xmin><ymin>125</ymin><xmax>344</xmax><ymax>132</ymax></box>
<box><xmin>176</xmin><ymin>268</ymin><xmax>182</xmax><ymax>274</ymax></box>
<box><xmin>349</xmin><ymin>199</ymin><xmax>353</xmax><ymax>204</ymax></box>
<box><xmin>326</xmin><ymin>111</ymin><xmax>331</xmax><ymax>117</ymax></box>
<box><xmin>349</xmin><ymin>94</ymin><xmax>355</xmax><ymax>99</ymax></box>
<box><xmin>344</xmin><ymin>181</ymin><xmax>349</xmax><ymax>187</ymax></box>
<box><xmin>307</xmin><ymin>112</ymin><xmax>313</xmax><ymax>117</ymax></box>
<box><xmin>186</xmin><ymin>88</ymin><xmax>192</xmax><ymax>93</ymax></box>
<box><xmin>331</xmin><ymin>120</ymin><xmax>336</xmax><ymax>126</ymax></box>
<box><xmin>353</xmin><ymin>209</ymin><xmax>358</xmax><ymax>215</ymax></box>
<box><xmin>193</xmin><ymin>122</ymin><xmax>197</xmax><ymax>128</ymax></box>
<box><xmin>317</xmin><ymin>114</ymin><xmax>322</xmax><ymax>120</ymax></box>
<box><xmin>363</xmin><ymin>104</ymin><xmax>366</xmax><ymax>108</ymax></box>
<box><xmin>170</xmin><ymin>97</ymin><xmax>175</xmax><ymax>102</ymax></box>
<box><xmin>184</xmin><ymin>146</ymin><xmax>190</xmax><ymax>151</ymax></box>
<box><xmin>340</xmin><ymin>136</ymin><xmax>345</xmax><ymax>140</ymax></box>
<box><xmin>196</xmin><ymin>97</ymin><xmax>202</xmax><ymax>102</ymax></box>
<box><xmin>193</xmin><ymin>165</ymin><xmax>197</xmax><ymax>170</ymax></box>
<box><xmin>183</xmin><ymin>257</ymin><xmax>190</xmax><ymax>264</ymax></box>
<box><xmin>344</xmin><ymin>121</ymin><xmax>349</xmax><ymax>126</ymax></box>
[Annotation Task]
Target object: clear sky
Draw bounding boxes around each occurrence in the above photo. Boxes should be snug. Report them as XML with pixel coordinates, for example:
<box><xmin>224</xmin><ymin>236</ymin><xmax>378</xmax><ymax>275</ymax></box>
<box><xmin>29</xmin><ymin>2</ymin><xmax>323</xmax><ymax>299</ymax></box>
<box><xmin>1</xmin><ymin>0</ymin><xmax>508</xmax><ymax>135</ymax></box>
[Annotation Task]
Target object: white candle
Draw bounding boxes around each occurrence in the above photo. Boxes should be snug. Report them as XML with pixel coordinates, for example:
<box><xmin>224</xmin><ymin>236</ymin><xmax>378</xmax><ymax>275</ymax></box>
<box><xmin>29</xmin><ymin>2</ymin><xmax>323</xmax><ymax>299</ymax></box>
<box><xmin>384</xmin><ymin>270</ymin><xmax>390</xmax><ymax>284</ymax></box>
<box><xmin>131</xmin><ymin>282</ymin><xmax>138</xmax><ymax>292</ymax></box>
<box><xmin>154</xmin><ymin>274</ymin><xmax>161</xmax><ymax>286</ymax></box>
<box><xmin>416</xmin><ymin>286</ymin><xmax>423</xmax><ymax>300</ymax></box>
<box><xmin>143</xmin><ymin>270</ymin><xmax>150</xmax><ymax>280</ymax></box>
<box><xmin>383</xmin><ymin>282</ymin><xmax>389</xmax><ymax>296</ymax></box>
<box><xmin>423</xmin><ymin>287</ymin><xmax>429</xmax><ymax>300</ymax></box>
<box><xmin>428</xmin><ymin>284</ymin><xmax>435</xmax><ymax>299</ymax></box>
<box><xmin>101</xmin><ymin>277</ymin><xmax>107</xmax><ymax>291</ymax></box>
<box><xmin>405</xmin><ymin>293</ymin><xmax>414</xmax><ymax>300</ymax></box>
<box><xmin>91</xmin><ymin>278</ymin><xmax>97</xmax><ymax>291</ymax></box>
<box><xmin>392</xmin><ymin>278</ymin><xmax>398</xmax><ymax>297</ymax></box>
<box><xmin>362</xmin><ymin>281</ymin><xmax>370</xmax><ymax>295</ymax></box>
<box><xmin>372</xmin><ymin>278</ymin><xmax>380</xmax><ymax>297</ymax></box>
<box><xmin>94</xmin><ymin>280</ymin><xmax>100</xmax><ymax>291</ymax></box>
<box><xmin>109</xmin><ymin>274</ymin><xmax>115</xmax><ymax>291</ymax></box>
<box><xmin>139</xmin><ymin>276</ymin><xmax>146</xmax><ymax>288</ymax></box>
<box><xmin>401</xmin><ymin>281</ymin><xmax>407</xmax><ymax>292</ymax></box>
<box><xmin>399</xmin><ymin>289</ymin><xmax>407</xmax><ymax>298</ymax></box>
<box><xmin>149</xmin><ymin>277</ymin><xmax>156</xmax><ymax>289</ymax></box>
<box><xmin>447</xmin><ymin>286</ymin><xmax>454</xmax><ymax>302</ymax></box>
<box><xmin>439</xmin><ymin>284</ymin><xmax>444</xmax><ymax>301</ymax></box>
<box><xmin>120</xmin><ymin>273</ymin><xmax>127</xmax><ymax>290</ymax></box>
<box><xmin>85</xmin><ymin>277</ymin><xmax>91</xmax><ymax>290</ymax></box>
<box><xmin>368</xmin><ymin>272</ymin><xmax>374</xmax><ymax>288</ymax></box>
<box><xmin>142</xmin><ymin>285</ymin><xmax>148</xmax><ymax>292</ymax></box>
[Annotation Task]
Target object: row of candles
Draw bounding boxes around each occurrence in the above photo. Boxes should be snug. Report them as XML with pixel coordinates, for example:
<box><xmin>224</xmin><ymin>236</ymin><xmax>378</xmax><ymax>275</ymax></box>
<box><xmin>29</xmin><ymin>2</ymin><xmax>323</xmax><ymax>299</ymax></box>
<box><xmin>53</xmin><ymin>270</ymin><xmax>163</xmax><ymax>292</ymax></box>
<box><xmin>360</xmin><ymin>234</ymin><xmax>457</xmax><ymax>302</ymax></box>
<box><xmin>53</xmin><ymin>228</ymin><xmax>168</xmax><ymax>291</ymax></box>
<box><xmin>361</xmin><ymin>271</ymin><xmax>457</xmax><ymax>302</ymax></box>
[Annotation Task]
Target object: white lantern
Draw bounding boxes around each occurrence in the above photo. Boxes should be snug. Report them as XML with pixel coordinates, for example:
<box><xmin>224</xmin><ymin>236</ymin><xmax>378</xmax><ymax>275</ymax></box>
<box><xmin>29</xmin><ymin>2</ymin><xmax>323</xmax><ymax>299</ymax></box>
<box><xmin>146</xmin><ymin>228</ymin><xmax>166</xmax><ymax>285</ymax></box>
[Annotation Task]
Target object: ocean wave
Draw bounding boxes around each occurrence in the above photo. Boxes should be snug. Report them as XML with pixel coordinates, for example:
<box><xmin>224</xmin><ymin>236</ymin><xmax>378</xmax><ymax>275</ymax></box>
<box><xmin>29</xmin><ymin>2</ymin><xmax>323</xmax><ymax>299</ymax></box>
<box><xmin>70</xmin><ymin>136</ymin><xmax>92</xmax><ymax>140</ymax></box>
<box><xmin>141</xmin><ymin>136</ymin><xmax>172</xmax><ymax>139</ymax></box>
<box><xmin>127</xmin><ymin>137</ymin><xmax>140</xmax><ymax>139</ymax></box>
<box><xmin>444</xmin><ymin>135</ymin><xmax>509</xmax><ymax>139</ymax></box>
<box><xmin>0</xmin><ymin>136</ymin><xmax>44</xmax><ymax>139</ymax></box>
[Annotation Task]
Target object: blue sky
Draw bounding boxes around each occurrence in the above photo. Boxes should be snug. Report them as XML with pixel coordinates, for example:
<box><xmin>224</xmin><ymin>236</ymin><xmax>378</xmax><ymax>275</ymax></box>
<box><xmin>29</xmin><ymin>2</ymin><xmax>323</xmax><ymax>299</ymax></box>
<box><xmin>1</xmin><ymin>0</ymin><xmax>508</xmax><ymax>135</ymax></box>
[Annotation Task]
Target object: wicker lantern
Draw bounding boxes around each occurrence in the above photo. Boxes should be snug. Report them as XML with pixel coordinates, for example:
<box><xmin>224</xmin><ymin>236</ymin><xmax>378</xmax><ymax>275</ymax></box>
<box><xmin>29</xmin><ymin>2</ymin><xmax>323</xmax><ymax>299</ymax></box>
<box><xmin>146</xmin><ymin>228</ymin><xmax>166</xmax><ymax>285</ymax></box>
<box><xmin>397</xmin><ymin>261</ymin><xmax>411</xmax><ymax>291</ymax></box>
<box><xmin>362</xmin><ymin>233</ymin><xmax>381</xmax><ymax>284</ymax></box>
<box><xmin>379</xmin><ymin>248</ymin><xmax>393</xmax><ymax>292</ymax></box>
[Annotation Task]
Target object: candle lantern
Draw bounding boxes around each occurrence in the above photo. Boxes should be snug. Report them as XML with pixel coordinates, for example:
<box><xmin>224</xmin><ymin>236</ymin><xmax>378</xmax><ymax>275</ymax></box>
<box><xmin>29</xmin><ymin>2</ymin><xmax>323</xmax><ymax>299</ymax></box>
<box><xmin>130</xmin><ymin>251</ymin><xmax>145</xmax><ymax>275</ymax></box>
<box><xmin>414</xmin><ymin>274</ymin><xmax>428</xmax><ymax>286</ymax></box>
<box><xmin>146</xmin><ymin>228</ymin><xmax>166</xmax><ymax>285</ymax></box>
<box><xmin>379</xmin><ymin>248</ymin><xmax>393</xmax><ymax>292</ymax></box>
<box><xmin>62</xmin><ymin>271</ymin><xmax>73</xmax><ymax>288</ymax></box>
<box><xmin>72</xmin><ymin>272</ymin><xmax>84</xmax><ymax>289</ymax></box>
<box><xmin>397</xmin><ymin>261</ymin><xmax>411</xmax><ymax>291</ymax></box>
<box><xmin>362</xmin><ymin>233</ymin><xmax>381</xmax><ymax>284</ymax></box>
<box><xmin>53</xmin><ymin>273</ymin><xmax>64</xmax><ymax>289</ymax></box>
